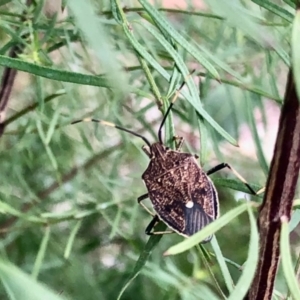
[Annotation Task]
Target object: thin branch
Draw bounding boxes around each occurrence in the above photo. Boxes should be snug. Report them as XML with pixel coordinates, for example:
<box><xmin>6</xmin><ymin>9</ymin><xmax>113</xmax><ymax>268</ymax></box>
<box><xmin>0</xmin><ymin>46</ymin><xmax>19</xmax><ymax>136</ymax></box>
<box><xmin>248</xmin><ymin>70</ymin><xmax>300</xmax><ymax>298</ymax></box>
<box><xmin>0</xmin><ymin>0</ymin><xmax>32</xmax><ymax>137</ymax></box>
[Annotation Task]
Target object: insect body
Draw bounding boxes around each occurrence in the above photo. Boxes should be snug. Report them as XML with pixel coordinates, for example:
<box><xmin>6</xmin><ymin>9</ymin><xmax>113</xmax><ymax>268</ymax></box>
<box><xmin>141</xmin><ymin>142</ymin><xmax>218</xmax><ymax>241</ymax></box>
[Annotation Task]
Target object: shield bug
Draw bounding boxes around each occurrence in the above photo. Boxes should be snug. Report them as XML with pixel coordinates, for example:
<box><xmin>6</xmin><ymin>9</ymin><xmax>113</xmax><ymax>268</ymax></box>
<box><xmin>72</xmin><ymin>86</ymin><xmax>258</xmax><ymax>242</ymax></box>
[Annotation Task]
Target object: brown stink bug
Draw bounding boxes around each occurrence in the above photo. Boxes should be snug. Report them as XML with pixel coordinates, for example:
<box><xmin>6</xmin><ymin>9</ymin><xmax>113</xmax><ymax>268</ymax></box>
<box><xmin>72</xmin><ymin>86</ymin><xmax>257</xmax><ymax>242</ymax></box>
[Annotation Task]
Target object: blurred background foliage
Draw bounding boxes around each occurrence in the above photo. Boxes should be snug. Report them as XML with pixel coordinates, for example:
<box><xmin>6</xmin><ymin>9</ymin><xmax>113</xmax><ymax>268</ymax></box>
<box><xmin>0</xmin><ymin>0</ymin><xmax>298</xmax><ymax>299</ymax></box>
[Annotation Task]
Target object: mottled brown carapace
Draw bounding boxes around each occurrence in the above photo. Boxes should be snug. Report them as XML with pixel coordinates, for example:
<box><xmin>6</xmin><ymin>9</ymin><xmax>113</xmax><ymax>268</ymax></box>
<box><xmin>142</xmin><ymin>142</ymin><xmax>218</xmax><ymax>241</ymax></box>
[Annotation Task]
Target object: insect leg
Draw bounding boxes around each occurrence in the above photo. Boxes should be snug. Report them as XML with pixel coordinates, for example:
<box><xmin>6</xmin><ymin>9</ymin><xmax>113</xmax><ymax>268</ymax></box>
<box><xmin>145</xmin><ymin>216</ymin><xmax>174</xmax><ymax>235</ymax></box>
<box><xmin>206</xmin><ymin>163</ymin><xmax>262</xmax><ymax>195</ymax></box>
<box><xmin>142</xmin><ymin>145</ymin><xmax>151</xmax><ymax>158</ymax></box>
<box><xmin>145</xmin><ymin>215</ymin><xmax>159</xmax><ymax>235</ymax></box>
<box><xmin>137</xmin><ymin>194</ymin><xmax>155</xmax><ymax>216</ymax></box>
<box><xmin>173</xmin><ymin>136</ymin><xmax>184</xmax><ymax>151</ymax></box>
<box><xmin>173</xmin><ymin>136</ymin><xmax>200</xmax><ymax>159</ymax></box>
<box><xmin>138</xmin><ymin>196</ymin><xmax>174</xmax><ymax>235</ymax></box>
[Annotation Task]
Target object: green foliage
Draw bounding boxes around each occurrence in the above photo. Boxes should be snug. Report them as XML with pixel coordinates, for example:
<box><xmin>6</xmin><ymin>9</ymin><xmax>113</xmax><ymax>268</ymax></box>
<box><xmin>0</xmin><ymin>259</ymin><xmax>66</xmax><ymax>300</ymax></box>
<box><xmin>0</xmin><ymin>0</ymin><xmax>299</xmax><ymax>299</ymax></box>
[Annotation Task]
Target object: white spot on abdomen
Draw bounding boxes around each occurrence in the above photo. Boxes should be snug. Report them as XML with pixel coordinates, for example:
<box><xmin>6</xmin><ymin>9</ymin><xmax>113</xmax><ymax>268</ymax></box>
<box><xmin>186</xmin><ymin>201</ymin><xmax>194</xmax><ymax>208</ymax></box>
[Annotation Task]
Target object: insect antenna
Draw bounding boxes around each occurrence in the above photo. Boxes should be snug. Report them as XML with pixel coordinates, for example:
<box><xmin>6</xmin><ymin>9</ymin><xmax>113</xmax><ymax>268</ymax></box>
<box><xmin>157</xmin><ymin>81</ymin><xmax>186</xmax><ymax>144</ymax></box>
<box><xmin>71</xmin><ymin>118</ymin><xmax>152</xmax><ymax>149</ymax></box>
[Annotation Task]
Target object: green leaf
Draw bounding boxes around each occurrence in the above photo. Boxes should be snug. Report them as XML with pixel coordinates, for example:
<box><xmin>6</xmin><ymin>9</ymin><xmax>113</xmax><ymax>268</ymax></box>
<box><xmin>251</xmin><ymin>0</ymin><xmax>294</xmax><ymax>23</ymax></box>
<box><xmin>117</xmin><ymin>222</ymin><xmax>165</xmax><ymax>300</ymax></box>
<box><xmin>213</xmin><ymin>178</ymin><xmax>263</xmax><ymax>198</ymax></box>
<box><xmin>64</xmin><ymin>220</ymin><xmax>82</xmax><ymax>259</ymax></box>
<box><xmin>282</xmin><ymin>0</ymin><xmax>296</xmax><ymax>9</ymax></box>
<box><xmin>139</xmin><ymin>22</ymin><xmax>200</xmax><ymax>105</ymax></box>
<box><xmin>245</xmin><ymin>93</ymin><xmax>269</xmax><ymax>176</ymax></box>
<box><xmin>215</xmin><ymin>74</ymin><xmax>282</xmax><ymax>103</ymax></box>
<box><xmin>0</xmin><ymin>259</ymin><xmax>67</xmax><ymax>300</ymax></box>
<box><xmin>292</xmin><ymin>8</ymin><xmax>300</xmax><ymax>101</ymax></box>
<box><xmin>0</xmin><ymin>200</ymin><xmax>44</xmax><ymax>223</ymax></box>
<box><xmin>227</xmin><ymin>205</ymin><xmax>259</xmax><ymax>300</ymax></box>
<box><xmin>280</xmin><ymin>216</ymin><xmax>300</xmax><ymax>299</ymax></box>
<box><xmin>198</xmin><ymin>115</ymin><xmax>208</xmax><ymax>165</ymax></box>
<box><xmin>0</xmin><ymin>55</ymin><xmax>110</xmax><ymax>88</ymax></box>
<box><xmin>0</xmin><ymin>200</ymin><xmax>21</xmax><ymax>217</ymax></box>
<box><xmin>211</xmin><ymin>237</ymin><xmax>234</xmax><ymax>293</ymax></box>
<box><xmin>206</xmin><ymin>0</ymin><xmax>278</xmax><ymax>47</ymax></box>
<box><xmin>0</xmin><ymin>0</ymin><xmax>11</xmax><ymax>6</ymax></box>
<box><xmin>197</xmin><ymin>244</ymin><xmax>227</xmax><ymax>299</ymax></box>
<box><xmin>164</xmin><ymin>202</ymin><xmax>250</xmax><ymax>255</ymax></box>
<box><xmin>32</xmin><ymin>226</ymin><xmax>51</xmax><ymax>279</ymax></box>
<box><xmin>289</xmin><ymin>209</ymin><xmax>300</xmax><ymax>232</ymax></box>
<box><xmin>294</xmin><ymin>199</ymin><xmax>300</xmax><ymax>207</ymax></box>
<box><xmin>45</xmin><ymin>109</ymin><xmax>61</xmax><ymax>145</ymax></box>
<box><xmin>122</xmin><ymin>23</ymin><xmax>169</xmax><ymax>81</ymax></box>
<box><xmin>138</xmin><ymin>0</ymin><xmax>220</xmax><ymax>80</ymax></box>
